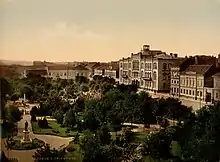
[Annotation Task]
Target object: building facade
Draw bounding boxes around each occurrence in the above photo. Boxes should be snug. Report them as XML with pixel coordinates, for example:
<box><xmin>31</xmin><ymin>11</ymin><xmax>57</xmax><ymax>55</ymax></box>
<box><xmin>119</xmin><ymin>45</ymin><xmax>178</xmax><ymax>92</ymax></box>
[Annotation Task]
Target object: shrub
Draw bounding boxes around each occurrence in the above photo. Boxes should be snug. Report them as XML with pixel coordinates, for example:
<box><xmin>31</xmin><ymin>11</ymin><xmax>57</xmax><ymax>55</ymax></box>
<box><xmin>38</xmin><ymin>117</ymin><xmax>49</xmax><ymax>128</ymax></box>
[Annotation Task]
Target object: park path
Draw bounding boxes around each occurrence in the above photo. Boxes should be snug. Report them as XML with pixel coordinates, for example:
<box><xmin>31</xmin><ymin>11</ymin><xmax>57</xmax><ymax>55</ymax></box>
<box><xmin>2</xmin><ymin>104</ymin><xmax>73</xmax><ymax>162</ymax></box>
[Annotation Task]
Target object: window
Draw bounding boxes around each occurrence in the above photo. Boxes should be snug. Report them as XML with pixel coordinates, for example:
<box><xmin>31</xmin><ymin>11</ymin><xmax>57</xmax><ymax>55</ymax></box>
<box><xmin>153</xmin><ymin>63</ymin><xmax>157</xmax><ymax>69</ymax></box>
<box><xmin>168</xmin><ymin>63</ymin><xmax>172</xmax><ymax>69</ymax></box>
<box><xmin>200</xmin><ymin>91</ymin><xmax>202</xmax><ymax>97</ymax></box>
<box><xmin>174</xmin><ymin>88</ymin><xmax>176</xmax><ymax>93</ymax></box>
<box><xmin>193</xmin><ymin>91</ymin><xmax>194</xmax><ymax>95</ymax></box>
<box><xmin>181</xmin><ymin>89</ymin><xmax>183</xmax><ymax>93</ymax></box>
<box><xmin>177</xmin><ymin>81</ymin><xmax>179</xmax><ymax>84</ymax></box>
<box><xmin>184</xmin><ymin>89</ymin><xmax>185</xmax><ymax>94</ymax></box>
<box><xmin>120</xmin><ymin>63</ymin><xmax>123</xmax><ymax>68</ymax></box>
<box><xmin>216</xmin><ymin>93</ymin><xmax>219</xmax><ymax>99</ymax></box>
<box><xmin>163</xmin><ymin>63</ymin><xmax>167</xmax><ymax>70</ymax></box>
<box><xmin>129</xmin><ymin>63</ymin><xmax>131</xmax><ymax>68</ymax></box>
<box><xmin>174</xmin><ymin>80</ymin><xmax>176</xmax><ymax>84</ymax></box>
<box><xmin>177</xmin><ymin>88</ymin><xmax>179</xmax><ymax>93</ymax></box>
<box><xmin>189</xmin><ymin>90</ymin><xmax>191</xmax><ymax>95</ymax></box>
<box><xmin>141</xmin><ymin>71</ymin><xmax>144</xmax><ymax>77</ymax></box>
<box><xmin>163</xmin><ymin>73</ymin><xmax>166</xmax><ymax>80</ymax></box>
<box><xmin>171</xmin><ymin>80</ymin><xmax>173</xmax><ymax>84</ymax></box>
<box><xmin>141</xmin><ymin>63</ymin><xmax>144</xmax><ymax>69</ymax></box>
<box><xmin>64</xmin><ymin>73</ymin><xmax>66</xmax><ymax>76</ymax></box>
<box><xmin>149</xmin><ymin>63</ymin><xmax>152</xmax><ymax>69</ymax></box>
<box><xmin>186</xmin><ymin>90</ymin><xmax>188</xmax><ymax>94</ymax></box>
<box><xmin>141</xmin><ymin>80</ymin><xmax>144</xmax><ymax>86</ymax></box>
<box><xmin>153</xmin><ymin>72</ymin><xmax>157</xmax><ymax>80</ymax></box>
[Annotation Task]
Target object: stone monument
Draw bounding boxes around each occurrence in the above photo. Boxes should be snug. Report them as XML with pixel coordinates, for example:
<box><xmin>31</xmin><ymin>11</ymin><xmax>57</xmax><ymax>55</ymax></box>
<box><xmin>21</xmin><ymin>121</ymin><xmax>32</xmax><ymax>144</ymax></box>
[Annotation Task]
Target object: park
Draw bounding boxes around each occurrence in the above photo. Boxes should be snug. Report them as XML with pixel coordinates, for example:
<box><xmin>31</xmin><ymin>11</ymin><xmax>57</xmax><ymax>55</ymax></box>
<box><xmin>1</xmin><ymin>74</ymin><xmax>220</xmax><ymax>162</ymax></box>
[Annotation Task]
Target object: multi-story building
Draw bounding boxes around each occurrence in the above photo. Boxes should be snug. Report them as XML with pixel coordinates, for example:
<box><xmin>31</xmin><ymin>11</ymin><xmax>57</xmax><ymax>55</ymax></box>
<box><xmin>93</xmin><ymin>62</ymin><xmax>119</xmax><ymax>81</ymax></box>
<box><xmin>179</xmin><ymin>63</ymin><xmax>220</xmax><ymax>103</ymax></box>
<box><xmin>119</xmin><ymin>45</ymin><xmax>179</xmax><ymax>92</ymax></box>
<box><xmin>171</xmin><ymin>55</ymin><xmax>219</xmax><ymax>99</ymax></box>
<box><xmin>47</xmin><ymin>64</ymin><xmax>74</xmax><ymax>79</ymax></box>
<box><xmin>22</xmin><ymin>66</ymin><xmax>48</xmax><ymax>78</ymax></box>
<box><xmin>212</xmin><ymin>73</ymin><xmax>220</xmax><ymax>102</ymax></box>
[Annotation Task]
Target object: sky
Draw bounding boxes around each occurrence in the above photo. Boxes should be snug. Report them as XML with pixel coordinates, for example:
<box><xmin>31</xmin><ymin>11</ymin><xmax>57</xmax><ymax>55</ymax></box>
<box><xmin>1</xmin><ymin>0</ymin><xmax>220</xmax><ymax>62</ymax></box>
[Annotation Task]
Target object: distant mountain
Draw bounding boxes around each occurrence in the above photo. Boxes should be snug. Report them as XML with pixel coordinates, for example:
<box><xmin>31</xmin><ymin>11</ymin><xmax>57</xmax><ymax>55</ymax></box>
<box><xmin>0</xmin><ymin>60</ymin><xmax>33</xmax><ymax>66</ymax></box>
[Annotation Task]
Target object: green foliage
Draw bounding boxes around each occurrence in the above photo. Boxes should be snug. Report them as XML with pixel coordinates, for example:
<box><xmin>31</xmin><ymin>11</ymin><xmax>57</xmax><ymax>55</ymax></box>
<box><xmin>33</xmin><ymin>143</ymin><xmax>66</xmax><ymax>162</ymax></box>
<box><xmin>7</xmin><ymin>105</ymin><xmax>23</xmax><ymax>123</ymax></box>
<box><xmin>180</xmin><ymin>102</ymin><xmax>220</xmax><ymax>162</ymax></box>
<box><xmin>80</xmin><ymin>84</ymin><xmax>89</xmax><ymax>92</ymax></box>
<box><xmin>38</xmin><ymin>118</ymin><xmax>49</xmax><ymax>128</ymax></box>
<box><xmin>53</xmin><ymin>109</ymin><xmax>65</xmax><ymax>124</ymax></box>
<box><xmin>63</xmin><ymin>108</ymin><xmax>76</xmax><ymax>128</ymax></box>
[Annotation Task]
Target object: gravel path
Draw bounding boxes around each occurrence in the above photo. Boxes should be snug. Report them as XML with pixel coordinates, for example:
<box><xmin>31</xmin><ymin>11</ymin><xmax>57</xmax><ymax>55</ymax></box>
<box><xmin>2</xmin><ymin>104</ymin><xmax>73</xmax><ymax>162</ymax></box>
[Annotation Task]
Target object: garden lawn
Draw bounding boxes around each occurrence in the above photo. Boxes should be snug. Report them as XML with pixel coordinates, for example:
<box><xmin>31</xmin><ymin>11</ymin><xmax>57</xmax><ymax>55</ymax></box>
<box><xmin>32</xmin><ymin>120</ymin><xmax>78</xmax><ymax>137</ymax></box>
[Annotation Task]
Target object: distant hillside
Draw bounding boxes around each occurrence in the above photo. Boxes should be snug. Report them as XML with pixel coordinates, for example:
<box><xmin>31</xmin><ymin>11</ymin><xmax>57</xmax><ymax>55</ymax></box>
<box><xmin>0</xmin><ymin>60</ymin><xmax>33</xmax><ymax>66</ymax></box>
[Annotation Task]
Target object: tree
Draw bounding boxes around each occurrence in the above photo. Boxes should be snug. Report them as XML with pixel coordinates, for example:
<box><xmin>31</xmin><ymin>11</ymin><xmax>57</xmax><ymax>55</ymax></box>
<box><xmin>81</xmin><ymin>84</ymin><xmax>89</xmax><ymax>92</ymax></box>
<box><xmin>96</xmin><ymin>125</ymin><xmax>111</xmax><ymax>145</ymax></box>
<box><xmin>38</xmin><ymin>118</ymin><xmax>49</xmax><ymax>128</ymax></box>
<box><xmin>0</xmin><ymin>78</ymin><xmax>12</xmax><ymax>123</ymax></box>
<box><xmin>142</xmin><ymin>129</ymin><xmax>173</xmax><ymax>161</ymax></box>
<box><xmin>30</xmin><ymin>106</ymin><xmax>38</xmax><ymax>116</ymax></box>
<box><xmin>53</xmin><ymin>109</ymin><xmax>65</xmax><ymax>124</ymax></box>
<box><xmin>10</xmin><ymin>93</ymin><xmax>19</xmax><ymax>103</ymax></box>
<box><xmin>8</xmin><ymin>105</ymin><xmax>22</xmax><ymax>123</ymax></box>
<box><xmin>63</xmin><ymin>108</ymin><xmax>76</xmax><ymax>128</ymax></box>
<box><xmin>180</xmin><ymin>103</ymin><xmax>220</xmax><ymax>162</ymax></box>
<box><xmin>33</xmin><ymin>143</ymin><xmax>66</xmax><ymax>162</ymax></box>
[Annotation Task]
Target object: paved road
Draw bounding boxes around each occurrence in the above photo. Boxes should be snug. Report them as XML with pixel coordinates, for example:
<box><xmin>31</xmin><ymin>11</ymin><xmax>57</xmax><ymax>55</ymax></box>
<box><xmin>2</xmin><ymin>104</ymin><xmax>73</xmax><ymax>162</ymax></box>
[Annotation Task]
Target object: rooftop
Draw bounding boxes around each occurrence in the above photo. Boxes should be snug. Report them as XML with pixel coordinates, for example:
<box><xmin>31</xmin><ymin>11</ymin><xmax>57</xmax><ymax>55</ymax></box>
<box><xmin>182</xmin><ymin>65</ymin><xmax>213</xmax><ymax>75</ymax></box>
<box><xmin>72</xmin><ymin>64</ymin><xmax>89</xmax><ymax>71</ymax></box>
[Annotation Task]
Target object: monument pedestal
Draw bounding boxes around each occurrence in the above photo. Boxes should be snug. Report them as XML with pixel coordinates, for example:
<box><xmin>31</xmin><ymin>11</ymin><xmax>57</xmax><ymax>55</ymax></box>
<box><xmin>21</xmin><ymin>130</ymin><xmax>32</xmax><ymax>144</ymax></box>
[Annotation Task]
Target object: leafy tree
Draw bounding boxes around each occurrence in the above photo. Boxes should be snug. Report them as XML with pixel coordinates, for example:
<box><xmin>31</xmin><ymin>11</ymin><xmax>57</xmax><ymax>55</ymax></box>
<box><xmin>33</xmin><ymin>143</ymin><xmax>66</xmax><ymax>162</ymax></box>
<box><xmin>143</xmin><ymin>129</ymin><xmax>173</xmax><ymax>161</ymax></box>
<box><xmin>30</xmin><ymin>106</ymin><xmax>38</xmax><ymax>116</ymax></box>
<box><xmin>0</xmin><ymin>77</ymin><xmax>12</xmax><ymax>123</ymax></box>
<box><xmin>53</xmin><ymin>109</ymin><xmax>65</xmax><ymax>124</ymax></box>
<box><xmin>7</xmin><ymin>105</ymin><xmax>22</xmax><ymax>123</ymax></box>
<box><xmin>10</xmin><ymin>93</ymin><xmax>19</xmax><ymax>103</ymax></box>
<box><xmin>181</xmin><ymin>103</ymin><xmax>220</xmax><ymax>162</ymax></box>
<box><xmin>63</xmin><ymin>108</ymin><xmax>76</xmax><ymax>128</ymax></box>
<box><xmin>38</xmin><ymin>118</ymin><xmax>49</xmax><ymax>128</ymax></box>
<box><xmin>75</xmin><ymin>76</ymin><xmax>89</xmax><ymax>84</ymax></box>
<box><xmin>81</xmin><ymin>84</ymin><xmax>89</xmax><ymax>92</ymax></box>
<box><xmin>96</xmin><ymin>125</ymin><xmax>111</xmax><ymax>145</ymax></box>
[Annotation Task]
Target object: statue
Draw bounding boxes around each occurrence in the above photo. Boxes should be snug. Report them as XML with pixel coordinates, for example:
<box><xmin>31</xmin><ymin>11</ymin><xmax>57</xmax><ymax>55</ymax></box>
<box><xmin>25</xmin><ymin>121</ymin><xmax>28</xmax><ymax>131</ymax></box>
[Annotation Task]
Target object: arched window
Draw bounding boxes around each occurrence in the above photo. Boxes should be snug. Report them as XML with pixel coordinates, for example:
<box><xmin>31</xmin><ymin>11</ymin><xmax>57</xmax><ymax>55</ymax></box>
<box><xmin>168</xmin><ymin>63</ymin><xmax>172</xmax><ymax>69</ymax></box>
<box><xmin>163</xmin><ymin>73</ymin><xmax>166</xmax><ymax>80</ymax></box>
<box><xmin>163</xmin><ymin>63</ymin><xmax>167</xmax><ymax>70</ymax></box>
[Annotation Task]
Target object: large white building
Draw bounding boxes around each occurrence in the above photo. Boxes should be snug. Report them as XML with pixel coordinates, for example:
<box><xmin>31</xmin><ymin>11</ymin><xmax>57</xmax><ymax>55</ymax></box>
<box><xmin>119</xmin><ymin>45</ymin><xmax>179</xmax><ymax>92</ymax></box>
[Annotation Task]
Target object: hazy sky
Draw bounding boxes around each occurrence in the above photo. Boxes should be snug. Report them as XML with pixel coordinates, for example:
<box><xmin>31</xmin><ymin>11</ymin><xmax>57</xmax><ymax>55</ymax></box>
<box><xmin>1</xmin><ymin>0</ymin><xmax>220</xmax><ymax>62</ymax></box>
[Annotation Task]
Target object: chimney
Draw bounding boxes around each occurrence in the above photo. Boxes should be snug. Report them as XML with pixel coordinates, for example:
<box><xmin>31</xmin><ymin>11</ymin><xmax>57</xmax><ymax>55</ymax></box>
<box><xmin>170</xmin><ymin>53</ymin><xmax>173</xmax><ymax>57</ymax></box>
<box><xmin>174</xmin><ymin>54</ymin><xmax>178</xmax><ymax>58</ymax></box>
<box><xmin>195</xmin><ymin>56</ymin><xmax>198</xmax><ymax>65</ymax></box>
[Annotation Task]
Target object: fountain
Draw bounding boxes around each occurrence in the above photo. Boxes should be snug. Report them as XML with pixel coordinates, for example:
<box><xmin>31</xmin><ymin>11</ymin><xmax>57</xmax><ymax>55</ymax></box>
<box><xmin>21</xmin><ymin>121</ymin><xmax>32</xmax><ymax>144</ymax></box>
